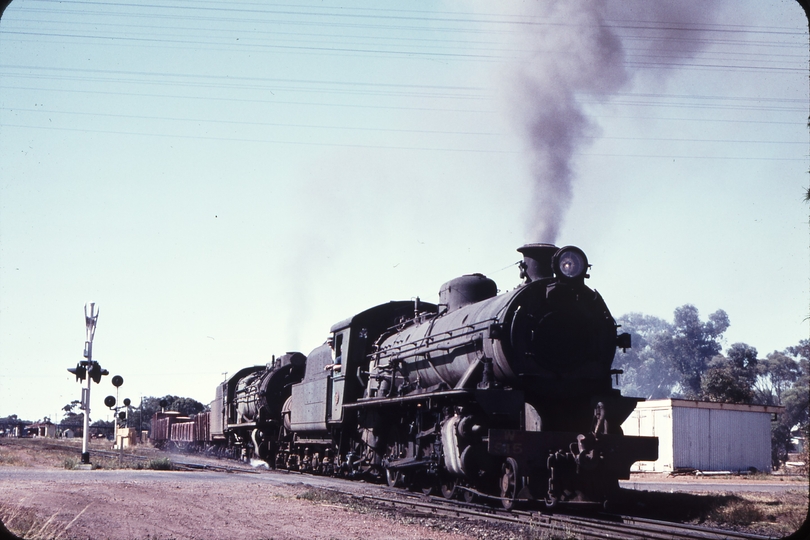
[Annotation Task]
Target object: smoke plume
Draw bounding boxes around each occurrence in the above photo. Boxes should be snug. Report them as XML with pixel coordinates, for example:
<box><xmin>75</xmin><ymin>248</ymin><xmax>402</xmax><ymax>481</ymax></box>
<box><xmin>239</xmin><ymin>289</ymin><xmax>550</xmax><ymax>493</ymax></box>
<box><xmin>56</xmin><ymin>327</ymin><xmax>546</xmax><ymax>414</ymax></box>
<box><xmin>502</xmin><ymin>1</ymin><xmax>726</xmax><ymax>243</ymax></box>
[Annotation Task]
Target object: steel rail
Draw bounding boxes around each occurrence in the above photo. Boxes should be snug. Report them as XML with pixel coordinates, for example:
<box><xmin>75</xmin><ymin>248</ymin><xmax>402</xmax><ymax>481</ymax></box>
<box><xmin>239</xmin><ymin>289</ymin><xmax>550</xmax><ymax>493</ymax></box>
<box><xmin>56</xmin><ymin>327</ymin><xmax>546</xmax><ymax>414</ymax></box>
<box><xmin>360</xmin><ymin>489</ymin><xmax>777</xmax><ymax>540</ymax></box>
<box><xmin>35</xmin><ymin>440</ymin><xmax>260</xmax><ymax>474</ymax></box>
<box><xmin>589</xmin><ymin>512</ymin><xmax>776</xmax><ymax>540</ymax></box>
<box><xmin>89</xmin><ymin>448</ymin><xmax>261</xmax><ymax>474</ymax></box>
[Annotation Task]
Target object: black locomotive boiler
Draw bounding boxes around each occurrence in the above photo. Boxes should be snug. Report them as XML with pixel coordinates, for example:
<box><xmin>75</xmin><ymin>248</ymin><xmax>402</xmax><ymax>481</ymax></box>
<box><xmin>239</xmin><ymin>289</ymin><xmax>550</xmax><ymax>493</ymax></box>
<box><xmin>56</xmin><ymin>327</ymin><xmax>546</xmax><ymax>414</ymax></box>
<box><xmin>179</xmin><ymin>244</ymin><xmax>657</xmax><ymax>508</ymax></box>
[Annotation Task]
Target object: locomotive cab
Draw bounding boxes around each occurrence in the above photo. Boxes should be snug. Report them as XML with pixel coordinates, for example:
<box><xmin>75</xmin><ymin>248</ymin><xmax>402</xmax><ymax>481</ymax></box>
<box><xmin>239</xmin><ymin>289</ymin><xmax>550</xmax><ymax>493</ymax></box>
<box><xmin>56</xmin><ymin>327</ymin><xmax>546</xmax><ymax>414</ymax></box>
<box><xmin>289</xmin><ymin>301</ymin><xmax>439</xmax><ymax>432</ymax></box>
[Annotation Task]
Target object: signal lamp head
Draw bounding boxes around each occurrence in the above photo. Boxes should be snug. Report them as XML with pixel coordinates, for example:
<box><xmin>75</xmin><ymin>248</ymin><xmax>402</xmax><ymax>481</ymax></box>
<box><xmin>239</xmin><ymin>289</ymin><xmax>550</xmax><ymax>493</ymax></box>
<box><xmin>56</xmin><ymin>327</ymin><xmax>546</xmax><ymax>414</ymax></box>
<box><xmin>104</xmin><ymin>395</ymin><xmax>116</xmax><ymax>409</ymax></box>
<box><xmin>552</xmin><ymin>246</ymin><xmax>589</xmax><ymax>281</ymax></box>
<box><xmin>88</xmin><ymin>361</ymin><xmax>109</xmax><ymax>384</ymax></box>
<box><xmin>68</xmin><ymin>363</ymin><xmax>87</xmax><ymax>382</ymax></box>
<box><xmin>111</xmin><ymin>375</ymin><xmax>124</xmax><ymax>388</ymax></box>
<box><xmin>123</xmin><ymin>398</ymin><xmax>131</xmax><ymax>407</ymax></box>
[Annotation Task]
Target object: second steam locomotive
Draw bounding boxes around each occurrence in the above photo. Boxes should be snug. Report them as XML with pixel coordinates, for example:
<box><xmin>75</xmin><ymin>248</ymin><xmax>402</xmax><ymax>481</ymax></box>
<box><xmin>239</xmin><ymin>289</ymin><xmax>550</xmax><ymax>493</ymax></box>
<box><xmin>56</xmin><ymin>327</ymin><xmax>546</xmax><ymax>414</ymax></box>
<box><xmin>153</xmin><ymin>244</ymin><xmax>657</xmax><ymax>508</ymax></box>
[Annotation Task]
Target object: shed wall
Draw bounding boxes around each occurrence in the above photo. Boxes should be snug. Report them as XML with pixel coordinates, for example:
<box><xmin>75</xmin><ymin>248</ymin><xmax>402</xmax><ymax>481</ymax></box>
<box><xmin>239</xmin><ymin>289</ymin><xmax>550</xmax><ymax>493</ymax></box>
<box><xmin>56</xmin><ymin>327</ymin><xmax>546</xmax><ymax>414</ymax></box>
<box><xmin>621</xmin><ymin>400</ymin><xmax>775</xmax><ymax>473</ymax></box>
<box><xmin>672</xmin><ymin>407</ymin><xmax>771</xmax><ymax>472</ymax></box>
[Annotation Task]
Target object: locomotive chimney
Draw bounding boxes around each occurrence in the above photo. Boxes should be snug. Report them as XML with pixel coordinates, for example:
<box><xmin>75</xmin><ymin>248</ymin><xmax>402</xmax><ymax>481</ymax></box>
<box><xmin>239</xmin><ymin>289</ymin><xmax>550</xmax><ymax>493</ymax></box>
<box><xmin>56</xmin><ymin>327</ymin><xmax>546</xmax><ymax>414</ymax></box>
<box><xmin>517</xmin><ymin>243</ymin><xmax>558</xmax><ymax>282</ymax></box>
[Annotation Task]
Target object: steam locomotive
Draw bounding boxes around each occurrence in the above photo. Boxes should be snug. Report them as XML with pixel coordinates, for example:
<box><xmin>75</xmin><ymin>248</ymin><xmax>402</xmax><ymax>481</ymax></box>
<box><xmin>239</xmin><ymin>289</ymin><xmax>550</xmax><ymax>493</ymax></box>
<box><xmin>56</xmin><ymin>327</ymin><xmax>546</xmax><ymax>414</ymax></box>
<box><xmin>152</xmin><ymin>244</ymin><xmax>657</xmax><ymax>508</ymax></box>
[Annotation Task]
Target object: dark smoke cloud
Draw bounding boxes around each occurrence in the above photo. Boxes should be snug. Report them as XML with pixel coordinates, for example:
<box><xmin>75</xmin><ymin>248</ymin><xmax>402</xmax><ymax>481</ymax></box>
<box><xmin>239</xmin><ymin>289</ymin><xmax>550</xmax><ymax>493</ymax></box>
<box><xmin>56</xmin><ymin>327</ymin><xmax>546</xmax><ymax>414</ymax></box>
<box><xmin>502</xmin><ymin>0</ymin><xmax>727</xmax><ymax>243</ymax></box>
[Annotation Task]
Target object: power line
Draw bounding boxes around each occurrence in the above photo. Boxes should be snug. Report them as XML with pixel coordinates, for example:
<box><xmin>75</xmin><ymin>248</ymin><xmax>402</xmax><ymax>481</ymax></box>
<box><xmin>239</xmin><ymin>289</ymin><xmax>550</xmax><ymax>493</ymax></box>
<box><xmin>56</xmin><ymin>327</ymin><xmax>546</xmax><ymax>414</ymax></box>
<box><xmin>0</xmin><ymin>84</ymin><xmax>497</xmax><ymax>114</ymax></box>
<box><xmin>1</xmin><ymin>66</ymin><xmax>805</xmax><ymax>113</ymax></box>
<box><xmin>21</xmin><ymin>0</ymin><xmax>810</xmax><ymax>38</ymax></box>
<box><xmin>6</xmin><ymin>10</ymin><xmax>808</xmax><ymax>49</ymax></box>
<box><xmin>0</xmin><ymin>64</ymin><xmax>486</xmax><ymax>92</ymax></box>
<box><xmin>0</xmin><ymin>107</ymin><xmax>501</xmax><ymax>137</ymax></box>
<box><xmin>2</xmin><ymin>122</ymin><xmax>806</xmax><ymax>161</ymax></box>
<box><xmin>4</xmin><ymin>30</ymin><xmax>804</xmax><ymax>73</ymax></box>
<box><xmin>8</xmin><ymin>1</ymin><xmax>809</xmax><ymax>53</ymax></box>
<box><xmin>6</xmin><ymin>106</ymin><xmax>808</xmax><ymax>145</ymax></box>
<box><xmin>0</xmin><ymin>122</ymin><xmax>519</xmax><ymax>153</ymax></box>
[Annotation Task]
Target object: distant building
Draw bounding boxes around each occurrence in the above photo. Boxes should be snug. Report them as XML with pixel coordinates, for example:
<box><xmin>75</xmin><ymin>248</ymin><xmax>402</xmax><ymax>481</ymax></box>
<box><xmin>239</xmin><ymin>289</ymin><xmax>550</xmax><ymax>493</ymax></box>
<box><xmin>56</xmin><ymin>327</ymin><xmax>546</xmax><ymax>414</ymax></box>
<box><xmin>115</xmin><ymin>427</ymin><xmax>137</xmax><ymax>449</ymax></box>
<box><xmin>621</xmin><ymin>399</ymin><xmax>783</xmax><ymax>473</ymax></box>
<box><xmin>24</xmin><ymin>420</ymin><xmax>57</xmax><ymax>438</ymax></box>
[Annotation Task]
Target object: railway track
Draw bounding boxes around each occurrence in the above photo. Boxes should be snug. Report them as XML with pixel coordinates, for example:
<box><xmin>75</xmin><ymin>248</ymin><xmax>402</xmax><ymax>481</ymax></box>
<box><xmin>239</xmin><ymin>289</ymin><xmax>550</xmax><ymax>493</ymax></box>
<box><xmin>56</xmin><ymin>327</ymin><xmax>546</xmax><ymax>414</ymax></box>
<box><xmin>360</xmin><ymin>490</ymin><xmax>777</xmax><ymax>540</ymax></box>
<box><xmin>89</xmin><ymin>448</ymin><xmax>262</xmax><ymax>474</ymax></box>
<box><xmin>35</xmin><ymin>440</ymin><xmax>260</xmax><ymax>474</ymax></box>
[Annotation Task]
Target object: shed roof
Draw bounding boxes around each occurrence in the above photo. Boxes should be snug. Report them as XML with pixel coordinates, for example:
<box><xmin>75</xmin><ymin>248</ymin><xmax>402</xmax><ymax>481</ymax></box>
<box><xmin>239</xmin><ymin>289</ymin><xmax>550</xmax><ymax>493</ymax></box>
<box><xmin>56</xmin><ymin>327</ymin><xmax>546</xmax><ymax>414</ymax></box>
<box><xmin>634</xmin><ymin>398</ymin><xmax>783</xmax><ymax>415</ymax></box>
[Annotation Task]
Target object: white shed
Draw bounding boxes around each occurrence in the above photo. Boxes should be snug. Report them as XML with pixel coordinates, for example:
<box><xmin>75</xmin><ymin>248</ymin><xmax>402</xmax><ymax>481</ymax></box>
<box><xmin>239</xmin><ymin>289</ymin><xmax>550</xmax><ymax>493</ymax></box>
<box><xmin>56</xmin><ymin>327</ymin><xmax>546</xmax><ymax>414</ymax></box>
<box><xmin>621</xmin><ymin>399</ymin><xmax>783</xmax><ymax>473</ymax></box>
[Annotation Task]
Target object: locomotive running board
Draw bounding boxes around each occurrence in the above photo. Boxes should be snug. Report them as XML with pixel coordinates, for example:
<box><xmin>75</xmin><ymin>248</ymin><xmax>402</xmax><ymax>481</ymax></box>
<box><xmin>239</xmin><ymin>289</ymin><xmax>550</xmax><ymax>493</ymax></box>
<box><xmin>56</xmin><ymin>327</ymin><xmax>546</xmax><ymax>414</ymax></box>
<box><xmin>344</xmin><ymin>389</ymin><xmax>471</xmax><ymax>408</ymax></box>
<box><xmin>345</xmin><ymin>389</ymin><xmax>524</xmax><ymax>416</ymax></box>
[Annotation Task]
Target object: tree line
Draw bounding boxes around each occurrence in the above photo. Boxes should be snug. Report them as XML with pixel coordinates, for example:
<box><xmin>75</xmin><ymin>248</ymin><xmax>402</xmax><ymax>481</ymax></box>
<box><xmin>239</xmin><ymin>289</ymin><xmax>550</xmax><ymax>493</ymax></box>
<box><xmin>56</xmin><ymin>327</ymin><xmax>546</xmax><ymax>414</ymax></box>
<box><xmin>615</xmin><ymin>304</ymin><xmax>809</xmax><ymax>468</ymax></box>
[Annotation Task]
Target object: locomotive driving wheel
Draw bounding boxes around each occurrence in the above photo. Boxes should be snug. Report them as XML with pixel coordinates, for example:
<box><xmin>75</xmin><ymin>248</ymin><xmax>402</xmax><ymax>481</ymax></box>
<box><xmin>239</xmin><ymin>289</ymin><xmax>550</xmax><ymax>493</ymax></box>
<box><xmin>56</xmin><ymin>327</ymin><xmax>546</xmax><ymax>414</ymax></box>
<box><xmin>385</xmin><ymin>467</ymin><xmax>403</xmax><ymax>487</ymax></box>
<box><xmin>500</xmin><ymin>457</ymin><xmax>520</xmax><ymax>510</ymax></box>
<box><xmin>416</xmin><ymin>473</ymin><xmax>435</xmax><ymax>495</ymax></box>
<box><xmin>384</xmin><ymin>426</ymin><xmax>404</xmax><ymax>487</ymax></box>
<box><xmin>461</xmin><ymin>488</ymin><xmax>476</xmax><ymax>503</ymax></box>
<box><xmin>439</xmin><ymin>476</ymin><xmax>457</xmax><ymax>499</ymax></box>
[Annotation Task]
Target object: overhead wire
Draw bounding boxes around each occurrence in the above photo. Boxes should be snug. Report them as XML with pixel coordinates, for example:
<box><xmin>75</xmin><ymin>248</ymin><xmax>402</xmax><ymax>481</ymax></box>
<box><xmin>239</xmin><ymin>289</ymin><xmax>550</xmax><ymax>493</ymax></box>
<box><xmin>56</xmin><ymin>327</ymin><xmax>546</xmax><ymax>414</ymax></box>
<box><xmin>7</xmin><ymin>107</ymin><xmax>807</xmax><ymax>145</ymax></box>
<box><xmin>0</xmin><ymin>0</ymin><xmax>806</xmax><ymax>162</ymax></box>
<box><xmin>0</xmin><ymin>106</ymin><xmax>502</xmax><ymax>137</ymax></box>
<box><xmin>3</xmin><ymin>121</ymin><xmax>806</xmax><ymax>162</ymax></box>
<box><xmin>2</xmin><ymin>30</ymin><xmax>804</xmax><ymax>74</ymax></box>
<box><xmin>20</xmin><ymin>0</ymin><xmax>810</xmax><ymax>38</ymax></box>
<box><xmin>5</xmin><ymin>12</ymin><xmax>808</xmax><ymax>56</ymax></box>
<box><xmin>8</xmin><ymin>1</ymin><xmax>810</xmax><ymax>45</ymax></box>
<box><xmin>3</xmin><ymin>0</ymin><xmax>807</xmax><ymax>71</ymax></box>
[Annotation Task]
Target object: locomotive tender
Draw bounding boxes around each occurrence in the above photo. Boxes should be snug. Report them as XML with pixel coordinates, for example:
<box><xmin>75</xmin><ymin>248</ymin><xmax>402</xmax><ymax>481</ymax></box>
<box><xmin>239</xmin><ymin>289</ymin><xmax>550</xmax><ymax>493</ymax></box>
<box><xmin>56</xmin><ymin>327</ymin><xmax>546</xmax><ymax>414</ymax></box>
<box><xmin>154</xmin><ymin>244</ymin><xmax>657</xmax><ymax>508</ymax></box>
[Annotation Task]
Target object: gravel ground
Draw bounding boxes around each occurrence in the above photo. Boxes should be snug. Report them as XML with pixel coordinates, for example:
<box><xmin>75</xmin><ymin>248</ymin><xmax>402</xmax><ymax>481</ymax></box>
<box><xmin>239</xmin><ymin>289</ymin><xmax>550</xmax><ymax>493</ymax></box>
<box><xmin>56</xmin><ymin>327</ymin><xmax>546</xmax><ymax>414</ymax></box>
<box><xmin>0</xmin><ymin>469</ymin><xmax>487</xmax><ymax>540</ymax></box>
<box><xmin>0</xmin><ymin>439</ymin><xmax>524</xmax><ymax>540</ymax></box>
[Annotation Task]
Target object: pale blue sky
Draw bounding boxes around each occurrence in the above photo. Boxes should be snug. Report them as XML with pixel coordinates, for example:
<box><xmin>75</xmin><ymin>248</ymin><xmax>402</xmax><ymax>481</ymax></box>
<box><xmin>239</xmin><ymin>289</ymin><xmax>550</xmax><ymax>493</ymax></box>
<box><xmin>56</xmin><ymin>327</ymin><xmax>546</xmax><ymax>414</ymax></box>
<box><xmin>0</xmin><ymin>0</ymin><xmax>807</xmax><ymax>422</ymax></box>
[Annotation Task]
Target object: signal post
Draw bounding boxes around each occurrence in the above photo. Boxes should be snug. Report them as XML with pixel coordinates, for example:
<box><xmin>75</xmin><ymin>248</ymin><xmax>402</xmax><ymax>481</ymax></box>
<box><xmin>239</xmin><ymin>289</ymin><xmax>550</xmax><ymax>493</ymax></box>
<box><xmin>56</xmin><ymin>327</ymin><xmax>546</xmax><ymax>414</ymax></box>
<box><xmin>67</xmin><ymin>302</ymin><xmax>109</xmax><ymax>466</ymax></box>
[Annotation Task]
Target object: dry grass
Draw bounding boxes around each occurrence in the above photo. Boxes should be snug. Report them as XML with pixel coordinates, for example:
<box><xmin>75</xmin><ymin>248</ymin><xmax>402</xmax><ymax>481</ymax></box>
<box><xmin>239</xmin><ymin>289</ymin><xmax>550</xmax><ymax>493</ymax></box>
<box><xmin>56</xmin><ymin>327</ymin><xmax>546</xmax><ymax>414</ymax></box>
<box><xmin>0</xmin><ymin>437</ymin><xmax>173</xmax><ymax>470</ymax></box>
<box><xmin>0</xmin><ymin>447</ymin><xmax>25</xmax><ymax>467</ymax></box>
<box><xmin>0</xmin><ymin>501</ymin><xmax>90</xmax><ymax>540</ymax></box>
<box><xmin>713</xmin><ymin>490</ymin><xmax>809</xmax><ymax>537</ymax></box>
<box><xmin>0</xmin><ymin>439</ymin><xmax>78</xmax><ymax>468</ymax></box>
<box><xmin>614</xmin><ymin>486</ymin><xmax>808</xmax><ymax>538</ymax></box>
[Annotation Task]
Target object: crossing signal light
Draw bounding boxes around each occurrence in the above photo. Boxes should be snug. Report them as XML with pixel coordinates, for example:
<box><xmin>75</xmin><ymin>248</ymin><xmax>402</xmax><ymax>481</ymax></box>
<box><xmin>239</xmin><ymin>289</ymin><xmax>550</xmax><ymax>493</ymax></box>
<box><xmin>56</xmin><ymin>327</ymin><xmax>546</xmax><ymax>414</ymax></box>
<box><xmin>68</xmin><ymin>361</ymin><xmax>108</xmax><ymax>383</ymax></box>
<box><xmin>88</xmin><ymin>361</ymin><xmax>109</xmax><ymax>384</ymax></box>
<box><xmin>68</xmin><ymin>363</ymin><xmax>87</xmax><ymax>382</ymax></box>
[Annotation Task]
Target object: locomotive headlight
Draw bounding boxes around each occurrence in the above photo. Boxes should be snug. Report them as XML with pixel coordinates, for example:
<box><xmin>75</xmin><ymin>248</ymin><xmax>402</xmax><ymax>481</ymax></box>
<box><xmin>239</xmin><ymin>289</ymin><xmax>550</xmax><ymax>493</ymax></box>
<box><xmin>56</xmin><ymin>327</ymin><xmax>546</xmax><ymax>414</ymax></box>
<box><xmin>552</xmin><ymin>246</ymin><xmax>589</xmax><ymax>280</ymax></box>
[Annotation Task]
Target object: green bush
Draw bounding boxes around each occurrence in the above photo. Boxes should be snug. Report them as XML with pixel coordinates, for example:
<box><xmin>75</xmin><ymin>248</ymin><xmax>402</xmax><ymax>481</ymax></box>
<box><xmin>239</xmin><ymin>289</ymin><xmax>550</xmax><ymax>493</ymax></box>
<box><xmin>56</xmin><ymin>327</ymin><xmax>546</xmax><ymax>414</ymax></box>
<box><xmin>147</xmin><ymin>458</ymin><xmax>172</xmax><ymax>470</ymax></box>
